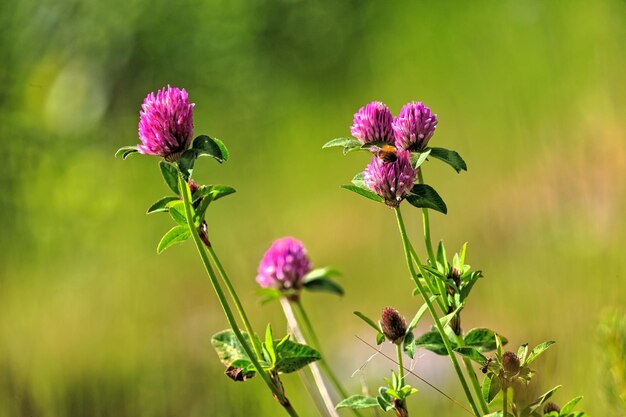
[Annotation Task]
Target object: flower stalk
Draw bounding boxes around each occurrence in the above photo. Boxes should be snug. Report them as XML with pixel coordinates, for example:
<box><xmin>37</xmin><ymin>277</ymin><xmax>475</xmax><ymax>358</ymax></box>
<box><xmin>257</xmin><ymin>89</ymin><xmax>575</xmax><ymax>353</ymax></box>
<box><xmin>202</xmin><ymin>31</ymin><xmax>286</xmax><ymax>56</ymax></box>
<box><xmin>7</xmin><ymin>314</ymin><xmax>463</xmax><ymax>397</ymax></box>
<box><xmin>394</xmin><ymin>207</ymin><xmax>481</xmax><ymax>417</ymax></box>
<box><xmin>417</xmin><ymin>167</ymin><xmax>489</xmax><ymax>415</ymax></box>
<box><xmin>178</xmin><ymin>175</ymin><xmax>299</xmax><ymax>417</ymax></box>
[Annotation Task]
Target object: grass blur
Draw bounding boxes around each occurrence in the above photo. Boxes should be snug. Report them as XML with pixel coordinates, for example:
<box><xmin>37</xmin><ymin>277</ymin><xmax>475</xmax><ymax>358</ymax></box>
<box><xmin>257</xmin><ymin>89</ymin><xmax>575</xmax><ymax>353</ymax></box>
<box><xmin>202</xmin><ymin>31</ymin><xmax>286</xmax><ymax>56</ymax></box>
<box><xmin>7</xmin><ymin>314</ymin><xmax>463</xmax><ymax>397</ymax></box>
<box><xmin>1</xmin><ymin>0</ymin><xmax>625</xmax><ymax>416</ymax></box>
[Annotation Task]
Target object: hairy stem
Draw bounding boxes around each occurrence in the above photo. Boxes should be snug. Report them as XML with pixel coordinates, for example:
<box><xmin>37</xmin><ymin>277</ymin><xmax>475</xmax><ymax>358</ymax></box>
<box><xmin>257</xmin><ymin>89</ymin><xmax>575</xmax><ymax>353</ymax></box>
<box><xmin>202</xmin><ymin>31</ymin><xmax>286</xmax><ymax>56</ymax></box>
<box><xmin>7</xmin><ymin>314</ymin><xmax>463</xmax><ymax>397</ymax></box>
<box><xmin>179</xmin><ymin>176</ymin><xmax>299</xmax><ymax>417</ymax></box>
<box><xmin>395</xmin><ymin>207</ymin><xmax>480</xmax><ymax>417</ymax></box>
<box><xmin>206</xmin><ymin>245</ymin><xmax>264</xmax><ymax>360</ymax></box>
<box><xmin>281</xmin><ymin>298</ymin><xmax>339</xmax><ymax>417</ymax></box>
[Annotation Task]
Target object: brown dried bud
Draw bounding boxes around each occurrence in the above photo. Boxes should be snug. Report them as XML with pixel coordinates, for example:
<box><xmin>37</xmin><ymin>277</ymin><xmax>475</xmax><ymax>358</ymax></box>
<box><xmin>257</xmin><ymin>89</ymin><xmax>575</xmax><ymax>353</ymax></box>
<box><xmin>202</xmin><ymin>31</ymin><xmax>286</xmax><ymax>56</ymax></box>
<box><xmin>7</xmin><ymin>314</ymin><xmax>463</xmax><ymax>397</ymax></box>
<box><xmin>502</xmin><ymin>351</ymin><xmax>521</xmax><ymax>374</ymax></box>
<box><xmin>188</xmin><ymin>179</ymin><xmax>200</xmax><ymax>195</ymax></box>
<box><xmin>381</xmin><ymin>307</ymin><xmax>407</xmax><ymax>344</ymax></box>
<box><xmin>543</xmin><ymin>402</ymin><xmax>560</xmax><ymax>414</ymax></box>
<box><xmin>225</xmin><ymin>366</ymin><xmax>254</xmax><ymax>382</ymax></box>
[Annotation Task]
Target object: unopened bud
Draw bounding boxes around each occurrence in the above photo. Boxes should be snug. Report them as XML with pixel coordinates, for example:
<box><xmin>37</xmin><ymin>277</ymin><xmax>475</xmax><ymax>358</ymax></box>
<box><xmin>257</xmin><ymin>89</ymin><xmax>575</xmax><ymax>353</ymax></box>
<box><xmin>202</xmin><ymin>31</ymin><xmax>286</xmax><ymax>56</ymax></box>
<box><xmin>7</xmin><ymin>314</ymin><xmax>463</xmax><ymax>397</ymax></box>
<box><xmin>502</xmin><ymin>351</ymin><xmax>521</xmax><ymax>374</ymax></box>
<box><xmin>381</xmin><ymin>307</ymin><xmax>407</xmax><ymax>344</ymax></box>
<box><xmin>543</xmin><ymin>402</ymin><xmax>560</xmax><ymax>414</ymax></box>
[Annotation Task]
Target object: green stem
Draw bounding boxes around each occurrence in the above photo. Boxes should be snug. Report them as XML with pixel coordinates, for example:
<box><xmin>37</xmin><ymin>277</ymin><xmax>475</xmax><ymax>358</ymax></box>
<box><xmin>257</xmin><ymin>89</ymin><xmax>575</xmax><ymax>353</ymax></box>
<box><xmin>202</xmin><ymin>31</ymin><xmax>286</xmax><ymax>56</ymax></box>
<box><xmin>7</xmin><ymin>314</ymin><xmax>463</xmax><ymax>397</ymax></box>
<box><xmin>396</xmin><ymin>343</ymin><xmax>405</xmax><ymax>384</ymax></box>
<box><xmin>417</xmin><ymin>169</ymin><xmax>489</xmax><ymax>415</ymax></box>
<box><xmin>417</xmin><ymin>169</ymin><xmax>437</xmax><ymax>264</ymax></box>
<box><xmin>396</xmin><ymin>343</ymin><xmax>408</xmax><ymax>416</ymax></box>
<box><xmin>456</xmin><ymin>336</ymin><xmax>490</xmax><ymax>414</ymax></box>
<box><xmin>502</xmin><ymin>382</ymin><xmax>508</xmax><ymax>417</ymax></box>
<box><xmin>395</xmin><ymin>207</ymin><xmax>480</xmax><ymax>417</ymax></box>
<box><xmin>292</xmin><ymin>300</ymin><xmax>365</xmax><ymax>417</ymax></box>
<box><xmin>407</xmin><ymin>242</ymin><xmax>447</xmax><ymax>315</ymax></box>
<box><xmin>417</xmin><ymin>169</ymin><xmax>448</xmax><ymax>310</ymax></box>
<box><xmin>206</xmin><ymin>245</ymin><xmax>264</xmax><ymax>360</ymax></box>
<box><xmin>178</xmin><ymin>176</ymin><xmax>299</xmax><ymax>417</ymax></box>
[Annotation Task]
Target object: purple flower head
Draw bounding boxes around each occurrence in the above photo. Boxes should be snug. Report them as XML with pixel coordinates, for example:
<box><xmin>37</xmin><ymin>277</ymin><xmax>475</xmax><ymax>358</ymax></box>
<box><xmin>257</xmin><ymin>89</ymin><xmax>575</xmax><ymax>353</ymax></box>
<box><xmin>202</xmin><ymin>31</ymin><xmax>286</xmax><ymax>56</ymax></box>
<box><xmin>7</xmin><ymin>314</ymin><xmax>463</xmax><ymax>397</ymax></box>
<box><xmin>392</xmin><ymin>101</ymin><xmax>438</xmax><ymax>151</ymax></box>
<box><xmin>137</xmin><ymin>85</ymin><xmax>195</xmax><ymax>161</ymax></box>
<box><xmin>256</xmin><ymin>237</ymin><xmax>312</xmax><ymax>292</ymax></box>
<box><xmin>364</xmin><ymin>150</ymin><xmax>416</xmax><ymax>207</ymax></box>
<box><xmin>350</xmin><ymin>101</ymin><xmax>394</xmax><ymax>145</ymax></box>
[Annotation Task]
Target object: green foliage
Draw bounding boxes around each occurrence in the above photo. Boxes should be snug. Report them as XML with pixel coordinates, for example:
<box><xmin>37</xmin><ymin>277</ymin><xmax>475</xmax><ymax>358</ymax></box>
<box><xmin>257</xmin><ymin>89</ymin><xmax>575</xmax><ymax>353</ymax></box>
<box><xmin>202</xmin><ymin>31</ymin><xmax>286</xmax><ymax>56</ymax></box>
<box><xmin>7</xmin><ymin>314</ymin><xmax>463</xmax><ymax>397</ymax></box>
<box><xmin>464</xmin><ymin>328</ymin><xmax>508</xmax><ymax>352</ymax></box>
<box><xmin>414</xmin><ymin>329</ymin><xmax>457</xmax><ymax>355</ymax></box>
<box><xmin>406</xmin><ymin>184</ymin><xmax>447</xmax><ymax>214</ymax></box>
<box><xmin>211</xmin><ymin>329</ymin><xmax>258</xmax><ymax>379</ymax></box>
<box><xmin>428</xmin><ymin>147</ymin><xmax>467</xmax><ymax>173</ymax></box>
<box><xmin>335</xmin><ymin>395</ymin><xmax>379</xmax><ymax>410</ymax></box>
<box><xmin>342</xmin><ymin>172</ymin><xmax>383</xmax><ymax>203</ymax></box>
<box><xmin>482</xmin><ymin>373</ymin><xmax>501</xmax><ymax>405</ymax></box>
<box><xmin>322</xmin><ymin>137</ymin><xmax>362</xmax><ymax>155</ymax></box>
<box><xmin>519</xmin><ymin>385</ymin><xmax>561</xmax><ymax>417</ymax></box>
<box><xmin>525</xmin><ymin>340</ymin><xmax>555</xmax><ymax>365</ymax></box>
<box><xmin>146</xmin><ymin>196</ymin><xmax>180</xmax><ymax>214</ymax></box>
<box><xmin>159</xmin><ymin>161</ymin><xmax>180</xmax><ymax>194</ymax></box>
<box><xmin>212</xmin><ymin>329</ymin><xmax>320</xmax><ymax>378</ymax></box>
<box><xmin>410</xmin><ymin>149</ymin><xmax>431</xmax><ymax>169</ymax></box>
<box><xmin>115</xmin><ymin>146</ymin><xmax>139</xmax><ymax>159</ymax></box>
<box><xmin>156</xmin><ymin>225</ymin><xmax>190</xmax><ymax>253</ymax></box>
<box><xmin>302</xmin><ymin>267</ymin><xmax>344</xmax><ymax>296</ymax></box>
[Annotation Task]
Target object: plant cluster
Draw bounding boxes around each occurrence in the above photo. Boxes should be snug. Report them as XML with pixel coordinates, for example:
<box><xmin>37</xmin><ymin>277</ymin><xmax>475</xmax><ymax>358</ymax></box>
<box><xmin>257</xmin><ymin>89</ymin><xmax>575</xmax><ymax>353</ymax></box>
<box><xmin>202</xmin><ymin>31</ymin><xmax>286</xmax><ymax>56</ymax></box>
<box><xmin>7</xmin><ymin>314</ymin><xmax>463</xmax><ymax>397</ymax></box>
<box><xmin>117</xmin><ymin>87</ymin><xmax>589</xmax><ymax>417</ymax></box>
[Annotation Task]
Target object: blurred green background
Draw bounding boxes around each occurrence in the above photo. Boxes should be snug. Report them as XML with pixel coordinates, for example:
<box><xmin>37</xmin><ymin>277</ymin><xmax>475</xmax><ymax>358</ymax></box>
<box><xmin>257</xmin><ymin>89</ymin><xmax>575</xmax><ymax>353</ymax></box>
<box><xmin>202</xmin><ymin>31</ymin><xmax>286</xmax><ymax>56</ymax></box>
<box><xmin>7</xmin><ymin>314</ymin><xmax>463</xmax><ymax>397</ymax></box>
<box><xmin>1</xmin><ymin>0</ymin><xmax>625</xmax><ymax>416</ymax></box>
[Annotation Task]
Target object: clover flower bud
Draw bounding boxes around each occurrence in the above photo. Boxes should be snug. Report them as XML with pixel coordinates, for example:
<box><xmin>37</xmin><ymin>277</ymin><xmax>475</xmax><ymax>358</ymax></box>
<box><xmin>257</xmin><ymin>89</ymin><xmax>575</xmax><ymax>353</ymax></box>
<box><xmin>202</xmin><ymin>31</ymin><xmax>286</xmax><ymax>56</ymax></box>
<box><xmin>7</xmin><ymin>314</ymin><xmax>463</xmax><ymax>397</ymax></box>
<box><xmin>502</xmin><ymin>351</ymin><xmax>521</xmax><ymax>374</ymax></box>
<box><xmin>364</xmin><ymin>150</ymin><xmax>416</xmax><ymax>208</ymax></box>
<box><xmin>392</xmin><ymin>101</ymin><xmax>438</xmax><ymax>152</ymax></box>
<box><xmin>350</xmin><ymin>101</ymin><xmax>394</xmax><ymax>145</ymax></box>
<box><xmin>543</xmin><ymin>402</ymin><xmax>560</xmax><ymax>414</ymax></box>
<box><xmin>381</xmin><ymin>307</ymin><xmax>407</xmax><ymax>344</ymax></box>
<box><xmin>256</xmin><ymin>237</ymin><xmax>312</xmax><ymax>292</ymax></box>
<box><xmin>137</xmin><ymin>85</ymin><xmax>195</xmax><ymax>161</ymax></box>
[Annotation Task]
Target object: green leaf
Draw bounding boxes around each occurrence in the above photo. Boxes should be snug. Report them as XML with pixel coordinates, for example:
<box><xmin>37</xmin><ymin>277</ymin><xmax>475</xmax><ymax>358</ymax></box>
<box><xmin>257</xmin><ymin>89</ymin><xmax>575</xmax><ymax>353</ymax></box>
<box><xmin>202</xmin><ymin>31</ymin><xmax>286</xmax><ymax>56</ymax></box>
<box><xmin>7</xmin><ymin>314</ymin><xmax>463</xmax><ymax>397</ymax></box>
<box><xmin>525</xmin><ymin>340</ymin><xmax>555</xmax><ymax>365</ymax></box>
<box><xmin>159</xmin><ymin>161</ymin><xmax>180</xmax><ymax>194</ymax></box>
<box><xmin>482</xmin><ymin>373</ymin><xmax>501</xmax><ymax>404</ymax></box>
<box><xmin>335</xmin><ymin>395</ymin><xmax>379</xmax><ymax>410</ymax></box>
<box><xmin>194</xmin><ymin>185</ymin><xmax>237</xmax><ymax>219</ymax></box>
<box><xmin>303</xmin><ymin>276</ymin><xmax>344</xmax><ymax>296</ymax></box>
<box><xmin>115</xmin><ymin>146</ymin><xmax>139</xmax><ymax>159</ymax></box>
<box><xmin>406</xmin><ymin>184</ymin><xmax>447</xmax><ymax>214</ymax></box>
<box><xmin>561</xmin><ymin>396</ymin><xmax>583</xmax><ymax>414</ymax></box>
<box><xmin>273</xmin><ymin>338</ymin><xmax>321</xmax><ymax>373</ymax></box>
<box><xmin>147</xmin><ymin>196</ymin><xmax>179</xmax><ymax>214</ymax></box>
<box><xmin>376</xmin><ymin>332</ymin><xmax>385</xmax><ymax>345</ymax></box>
<box><xmin>157</xmin><ymin>225</ymin><xmax>190</xmax><ymax>253</ymax></box>
<box><xmin>454</xmin><ymin>347</ymin><xmax>488</xmax><ymax>365</ymax></box>
<box><xmin>414</xmin><ymin>330</ymin><xmax>457</xmax><ymax>355</ymax></box>
<box><xmin>410</xmin><ymin>149</ymin><xmax>431</xmax><ymax>169</ymax></box>
<box><xmin>264</xmin><ymin>325</ymin><xmax>276</xmax><ymax>366</ymax></box>
<box><xmin>303</xmin><ymin>267</ymin><xmax>341</xmax><ymax>281</ymax></box>
<box><xmin>517</xmin><ymin>343</ymin><xmax>529</xmax><ymax>364</ymax></box>
<box><xmin>192</xmin><ymin>135</ymin><xmax>229</xmax><ymax>162</ymax></box>
<box><xmin>342</xmin><ymin>185</ymin><xmax>383</xmax><ymax>203</ymax></box>
<box><xmin>407</xmin><ymin>297</ymin><xmax>435</xmax><ymax>332</ymax></box>
<box><xmin>211</xmin><ymin>329</ymin><xmax>256</xmax><ymax>377</ymax></box>
<box><xmin>464</xmin><ymin>328</ymin><xmax>508</xmax><ymax>352</ymax></box>
<box><xmin>342</xmin><ymin>172</ymin><xmax>383</xmax><ymax>203</ymax></box>
<box><xmin>168</xmin><ymin>201</ymin><xmax>188</xmax><ymax>226</ymax></box>
<box><xmin>256</xmin><ymin>288</ymin><xmax>282</xmax><ymax>305</ymax></box>
<box><xmin>177</xmin><ymin>149</ymin><xmax>197</xmax><ymax>180</ymax></box>
<box><xmin>429</xmin><ymin>147</ymin><xmax>467</xmax><ymax>173</ymax></box>
<box><xmin>521</xmin><ymin>385</ymin><xmax>561</xmax><ymax>415</ymax></box>
<box><xmin>403</xmin><ymin>331</ymin><xmax>416</xmax><ymax>358</ymax></box>
<box><xmin>354</xmin><ymin>311</ymin><xmax>381</xmax><ymax>332</ymax></box>
<box><xmin>322</xmin><ymin>137</ymin><xmax>362</xmax><ymax>155</ymax></box>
